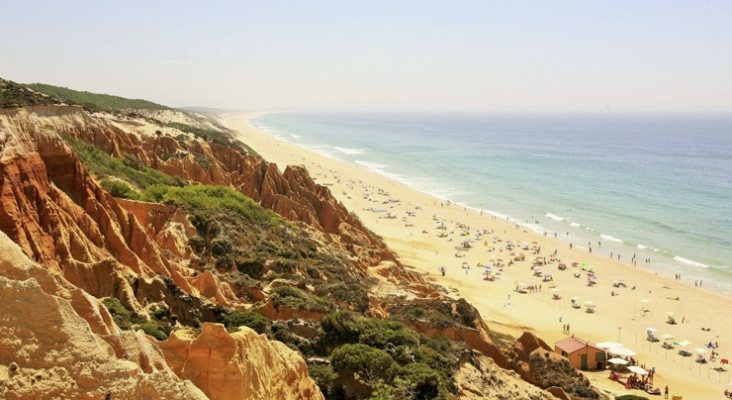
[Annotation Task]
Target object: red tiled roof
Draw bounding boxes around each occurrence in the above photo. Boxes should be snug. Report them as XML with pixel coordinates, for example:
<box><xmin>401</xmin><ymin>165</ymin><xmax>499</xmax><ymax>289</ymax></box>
<box><xmin>555</xmin><ymin>337</ymin><xmax>602</xmax><ymax>354</ymax></box>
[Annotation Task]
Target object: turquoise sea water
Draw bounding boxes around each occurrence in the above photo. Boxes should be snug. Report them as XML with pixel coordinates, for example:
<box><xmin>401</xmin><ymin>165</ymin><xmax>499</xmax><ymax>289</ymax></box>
<box><xmin>248</xmin><ymin>113</ymin><xmax>732</xmax><ymax>295</ymax></box>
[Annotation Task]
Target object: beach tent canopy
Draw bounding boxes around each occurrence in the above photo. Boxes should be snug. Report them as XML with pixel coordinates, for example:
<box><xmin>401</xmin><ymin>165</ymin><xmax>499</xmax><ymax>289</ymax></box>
<box><xmin>661</xmin><ymin>334</ymin><xmax>674</xmax><ymax>340</ymax></box>
<box><xmin>695</xmin><ymin>347</ymin><xmax>708</xmax><ymax>354</ymax></box>
<box><xmin>647</xmin><ymin>327</ymin><xmax>657</xmax><ymax>332</ymax></box>
<box><xmin>596</xmin><ymin>341</ymin><xmax>622</xmax><ymax>349</ymax></box>
<box><xmin>610</xmin><ymin>347</ymin><xmax>636</xmax><ymax>357</ymax></box>
<box><xmin>607</xmin><ymin>358</ymin><xmax>629</xmax><ymax>365</ymax></box>
<box><xmin>676</xmin><ymin>340</ymin><xmax>691</xmax><ymax>347</ymax></box>
<box><xmin>628</xmin><ymin>366</ymin><xmax>648</xmax><ymax>375</ymax></box>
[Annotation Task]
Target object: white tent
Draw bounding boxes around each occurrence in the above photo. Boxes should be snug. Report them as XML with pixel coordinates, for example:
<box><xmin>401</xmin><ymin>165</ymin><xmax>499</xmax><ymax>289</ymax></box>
<box><xmin>610</xmin><ymin>347</ymin><xmax>636</xmax><ymax>357</ymax></box>
<box><xmin>628</xmin><ymin>366</ymin><xmax>648</xmax><ymax>375</ymax></box>
<box><xmin>607</xmin><ymin>358</ymin><xmax>629</xmax><ymax>365</ymax></box>
<box><xmin>596</xmin><ymin>341</ymin><xmax>623</xmax><ymax>349</ymax></box>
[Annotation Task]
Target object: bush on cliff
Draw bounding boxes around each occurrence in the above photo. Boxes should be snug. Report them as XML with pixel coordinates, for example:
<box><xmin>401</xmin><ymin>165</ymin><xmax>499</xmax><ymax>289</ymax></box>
<box><xmin>141</xmin><ymin>184</ymin><xmax>281</xmax><ymax>228</ymax></box>
<box><xmin>25</xmin><ymin>82</ymin><xmax>170</xmax><ymax>112</ymax></box>
<box><xmin>272</xmin><ymin>285</ymin><xmax>334</xmax><ymax>313</ymax></box>
<box><xmin>100</xmin><ymin>178</ymin><xmax>140</xmax><ymax>200</ymax></box>
<box><xmin>317</xmin><ymin>311</ymin><xmax>461</xmax><ymax>398</ymax></box>
<box><xmin>62</xmin><ymin>134</ymin><xmax>182</xmax><ymax>190</ymax></box>
<box><xmin>102</xmin><ymin>298</ymin><xmax>145</xmax><ymax>329</ymax></box>
<box><xmin>223</xmin><ymin>310</ymin><xmax>271</xmax><ymax>334</ymax></box>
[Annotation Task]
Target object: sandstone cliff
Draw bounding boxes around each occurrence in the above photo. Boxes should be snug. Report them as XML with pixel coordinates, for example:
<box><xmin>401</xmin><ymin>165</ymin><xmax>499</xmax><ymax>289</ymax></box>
<box><xmin>0</xmin><ymin>232</ymin><xmax>208</xmax><ymax>400</ymax></box>
<box><xmin>0</xmin><ymin>92</ymin><xmax>603</xmax><ymax>399</ymax></box>
<box><xmin>158</xmin><ymin>323</ymin><xmax>324</xmax><ymax>400</ymax></box>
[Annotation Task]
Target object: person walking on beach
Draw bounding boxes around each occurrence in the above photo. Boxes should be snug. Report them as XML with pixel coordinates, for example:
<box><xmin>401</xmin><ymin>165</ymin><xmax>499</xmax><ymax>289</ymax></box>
<box><xmin>664</xmin><ymin>385</ymin><xmax>668</xmax><ymax>398</ymax></box>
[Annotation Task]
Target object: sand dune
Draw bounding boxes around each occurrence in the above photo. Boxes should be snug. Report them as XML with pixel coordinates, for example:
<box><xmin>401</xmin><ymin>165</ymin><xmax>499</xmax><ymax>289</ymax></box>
<box><xmin>221</xmin><ymin>112</ymin><xmax>731</xmax><ymax>400</ymax></box>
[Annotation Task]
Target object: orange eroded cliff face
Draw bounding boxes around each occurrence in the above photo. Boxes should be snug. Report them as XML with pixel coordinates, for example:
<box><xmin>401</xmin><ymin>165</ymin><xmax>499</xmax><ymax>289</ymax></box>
<box><xmin>0</xmin><ymin>106</ymin><xmax>330</xmax><ymax>399</ymax></box>
<box><xmin>158</xmin><ymin>323</ymin><xmax>324</xmax><ymax>400</ymax></box>
<box><xmin>0</xmin><ymin>231</ymin><xmax>209</xmax><ymax>400</ymax></box>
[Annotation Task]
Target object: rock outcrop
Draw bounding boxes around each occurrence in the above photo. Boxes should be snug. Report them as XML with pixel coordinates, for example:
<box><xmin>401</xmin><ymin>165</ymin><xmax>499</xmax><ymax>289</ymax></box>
<box><xmin>158</xmin><ymin>323</ymin><xmax>324</xmax><ymax>400</ymax></box>
<box><xmin>0</xmin><ymin>233</ymin><xmax>208</xmax><ymax>400</ymax></box>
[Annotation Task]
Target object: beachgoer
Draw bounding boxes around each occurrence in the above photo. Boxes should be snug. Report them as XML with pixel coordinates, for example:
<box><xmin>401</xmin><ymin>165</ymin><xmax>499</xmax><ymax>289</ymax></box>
<box><xmin>664</xmin><ymin>385</ymin><xmax>668</xmax><ymax>398</ymax></box>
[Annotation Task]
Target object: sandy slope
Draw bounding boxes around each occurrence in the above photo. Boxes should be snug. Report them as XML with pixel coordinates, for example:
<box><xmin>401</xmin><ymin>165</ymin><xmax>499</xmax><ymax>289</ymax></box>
<box><xmin>221</xmin><ymin>112</ymin><xmax>731</xmax><ymax>400</ymax></box>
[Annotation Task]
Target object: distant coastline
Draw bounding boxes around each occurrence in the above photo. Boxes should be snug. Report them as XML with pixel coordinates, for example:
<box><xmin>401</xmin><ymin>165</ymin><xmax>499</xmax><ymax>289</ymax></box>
<box><xmin>246</xmin><ymin>112</ymin><xmax>732</xmax><ymax>297</ymax></box>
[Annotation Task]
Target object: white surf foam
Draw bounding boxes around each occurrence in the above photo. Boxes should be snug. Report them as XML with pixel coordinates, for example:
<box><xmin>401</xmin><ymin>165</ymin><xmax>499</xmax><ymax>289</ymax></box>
<box><xmin>570</xmin><ymin>222</ymin><xmax>581</xmax><ymax>227</ymax></box>
<box><xmin>673</xmin><ymin>256</ymin><xmax>709</xmax><ymax>268</ymax></box>
<box><xmin>334</xmin><ymin>146</ymin><xmax>365</xmax><ymax>156</ymax></box>
<box><xmin>637</xmin><ymin>244</ymin><xmax>648</xmax><ymax>249</ymax></box>
<box><xmin>545</xmin><ymin>213</ymin><xmax>566</xmax><ymax>222</ymax></box>
<box><xmin>600</xmin><ymin>234</ymin><xmax>624</xmax><ymax>243</ymax></box>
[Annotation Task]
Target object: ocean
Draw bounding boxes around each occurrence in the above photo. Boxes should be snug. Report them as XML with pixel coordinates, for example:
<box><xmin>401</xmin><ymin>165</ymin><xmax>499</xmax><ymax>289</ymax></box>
<box><xmin>248</xmin><ymin>113</ymin><xmax>732</xmax><ymax>295</ymax></box>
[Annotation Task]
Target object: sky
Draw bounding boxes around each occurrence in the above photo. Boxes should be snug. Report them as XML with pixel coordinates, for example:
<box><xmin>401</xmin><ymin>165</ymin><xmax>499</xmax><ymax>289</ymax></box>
<box><xmin>2</xmin><ymin>1</ymin><xmax>731</xmax><ymax>113</ymax></box>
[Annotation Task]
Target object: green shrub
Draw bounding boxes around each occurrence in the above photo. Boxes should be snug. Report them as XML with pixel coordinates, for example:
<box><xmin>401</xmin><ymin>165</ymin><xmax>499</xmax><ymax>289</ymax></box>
<box><xmin>308</xmin><ymin>364</ymin><xmax>339</xmax><ymax>398</ymax></box>
<box><xmin>223</xmin><ymin>310</ymin><xmax>271</xmax><ymax>334</ymax></box>
<box><xmin>141</xmin><ymin>184</ymin><xmax>281</xmax><ymax>228</ymax></box>
<box><xmin>316</xmin><ymin>283</ymin><xmax>370</xmax><ymax>313</ymax></box>
<box><xmin>397</xmin><ymin>362</ymin><xmax>440</xmax><ymax>399</ymax></box>
<box><xmin>272</xmin><ymin>285</ymin><xmax>333</xmax><ymax>312</ymax></box>
<box><xmin>25</xmin><ymin>83</ymin><xmax>170</xmax><ymax>112</ymax></box>
<box><xmin>102</xmin><ymin>298</ymin><xmax>145</xmax><ymax>330</ymax></box>
<box><xmin>62</xmin><ymin>135</ymin><xmax>181</xmax><ymax>190</ymax></box>
<box><xmin>100</xmin><ymin>178</ymin><xmax>140</xmax><ymax>199</ymax></box>
<box><xmin>136</xmin><ymin>321</ymin><xmax>170</xmax><ymax>341</ymax></box>
<box><xmin>320</xmin><ymin>311</ymin><xmax>419</xmax><ymax>350</ymax></box>
<box><xmin>331</xmin><ymin>343</ymin><xmax>395</xmax><ymax>384</ymax></box>
<box><xmin>188</xmin><ymin>235</ymin><xmax>206</xmax><ymax>252</ymax></box>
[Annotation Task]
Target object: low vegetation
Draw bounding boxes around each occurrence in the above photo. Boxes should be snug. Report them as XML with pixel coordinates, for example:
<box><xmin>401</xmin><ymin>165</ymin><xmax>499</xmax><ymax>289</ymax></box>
<box><xmin>165</xmin><ymin>121</ymin><xmax>257</xmax><ymax>155</ymax></box>
<box><xmin>315</xmin><ymin>310</ymin><xmax>463</xmax><ymax>399</ymax></box>
<box><xmin>62</xmin><ymin>134</ymin><xmax>184</xmax><ymax>190</ymax></box>
<box><xmin>100</xmin><ymin>178</ymin><xmax>140</xmax><ymax>200</ymax></box>
<box><xmin>24</xmin><ymin>83</ymin><xmax>170</xmax><ymax>112</ymax></box>
<box><xmin>0</xmin><ymin>78</ymin><xmax>61</xmax><ymax>108</ymax></box>
<box><xmin>528</xmin><ymin>352</ymin><xmax>599</xmax><ymax>399</ymax></box>
<box><xmin>222</xmin><ymin>310</ymin><xmax>271</xmax><ymax>334</ymax></box>
<box><xmin>141</xmin><ymin>184</ymin><xmax>282</xmax><ymax>228</ymax></box>
<box><xmin>102</xmin><ymin>298</ymin><xmax>174</xmax><ymax>341</ymax></box>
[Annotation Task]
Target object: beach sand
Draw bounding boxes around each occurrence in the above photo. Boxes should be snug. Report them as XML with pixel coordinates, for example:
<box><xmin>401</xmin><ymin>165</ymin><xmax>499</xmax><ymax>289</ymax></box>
<box><xmin>221</xmin><ymin>112</ymin><xmax>731</xmax><ymax>399</ymax></box>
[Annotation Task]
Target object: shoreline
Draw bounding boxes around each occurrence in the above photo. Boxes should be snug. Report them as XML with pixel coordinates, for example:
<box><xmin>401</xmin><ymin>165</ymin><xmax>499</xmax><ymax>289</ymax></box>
<box><xmin>242</xmin><ymin>112</ymin><xmax>728</xmax><ymax>299</ymax></box>
<box><xmin>221</xmin><ymin>112</ymin><xmax>732</xmax><ymax>399</ymax></box>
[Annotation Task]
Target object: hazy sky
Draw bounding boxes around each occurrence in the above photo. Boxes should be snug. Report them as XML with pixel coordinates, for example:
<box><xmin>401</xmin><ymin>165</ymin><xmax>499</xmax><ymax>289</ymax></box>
<box><xmin>3</xmin><ymin>1</ymin><xmax>731</xmax><ymax>112</ymax></box>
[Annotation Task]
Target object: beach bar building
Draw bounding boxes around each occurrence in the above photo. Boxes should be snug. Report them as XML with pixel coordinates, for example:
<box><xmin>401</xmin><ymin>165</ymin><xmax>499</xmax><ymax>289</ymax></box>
<box><xmin>554</xmin><ymin>337</ymin><xmax>606</xmax><ymax>370</ymax></box>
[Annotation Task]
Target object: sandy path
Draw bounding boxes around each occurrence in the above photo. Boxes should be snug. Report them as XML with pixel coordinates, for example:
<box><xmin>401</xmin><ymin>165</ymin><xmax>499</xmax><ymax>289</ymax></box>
<box><xmin>221</xmin><ymin>112</ymin><xmax>731</xmax><ymax>399</ymax></box>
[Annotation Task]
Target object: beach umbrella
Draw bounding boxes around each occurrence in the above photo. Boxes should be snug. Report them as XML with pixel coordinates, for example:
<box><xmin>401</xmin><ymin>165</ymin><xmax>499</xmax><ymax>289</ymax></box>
<box><xmin>552</xmin><ymin>288</ymin><xmax>560</xmax><ymax>292</ymax></box>
<box><xmin>662</xmin><ymin>334</ymin><xmax>674</xmax><ymax>340</ymax></box>
<box><xmin>610</xmin><ymin>347</ymin><xmax>636</xmax><ymax>357</ymax></box>
<box><xmin>695</xmin><ymin>348</ymin><xmax>708</xmax><ymax>355</ymax></box>
<box><xmin>607</xmin><ymin>358</ymin><xmax>629</xmax><ymax>365</ymax></box>
<box><xmin>647</xmin><ymin>327</ymin><xmax>657</xmax><ymax>332</ymax></box>
<box><xmin>627</xmin><ymin>366</ymin><xmax>648</xmax><ymax>375</ymax></box>
<box><xmin>597</xmin><ymin>341</ymin><xmax>623</xmax><ymax>349</ymax></box>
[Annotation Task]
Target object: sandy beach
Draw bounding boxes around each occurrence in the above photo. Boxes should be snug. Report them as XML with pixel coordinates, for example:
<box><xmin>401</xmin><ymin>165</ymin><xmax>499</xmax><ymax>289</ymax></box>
<box><xmin>221</xmin><ymin>112</ymin><xmax>732</xmax><ymax>399</ymax></box>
